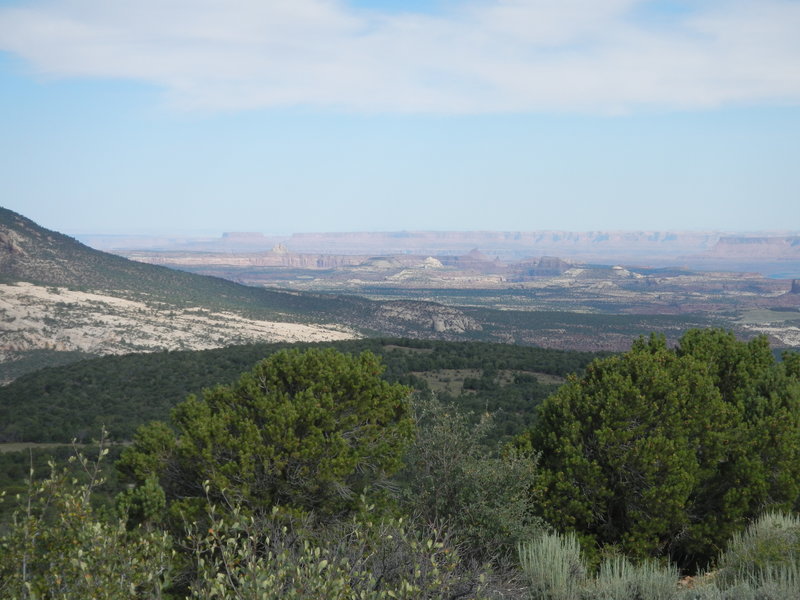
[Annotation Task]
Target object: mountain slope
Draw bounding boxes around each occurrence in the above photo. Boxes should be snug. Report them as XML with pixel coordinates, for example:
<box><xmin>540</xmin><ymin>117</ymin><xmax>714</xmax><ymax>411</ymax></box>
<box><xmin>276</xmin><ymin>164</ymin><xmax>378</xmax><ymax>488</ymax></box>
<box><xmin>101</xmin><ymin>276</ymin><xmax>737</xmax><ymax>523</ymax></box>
<box><xmin>0</xmin><ymin>206</ymin><xmax>360</xmax><ymax>318</ymax></box>
<box><xmin>0</xmin><ymin>208</ymin><xmax>481</xmax><ymax>327</ymax></box>
<box><xmin>0</xmin><ymin>208</ymin><xmax>362</xmax><ymax>373</ymax></box>
<box><xmin>0</xmin><ymin>208</ymin><xmax>488</xmax><ymax>378</ymax></box>
<box><xmin>1</xmin><ymin>207</ymin><xmax>737</xmax><ymax>382</ymax></box>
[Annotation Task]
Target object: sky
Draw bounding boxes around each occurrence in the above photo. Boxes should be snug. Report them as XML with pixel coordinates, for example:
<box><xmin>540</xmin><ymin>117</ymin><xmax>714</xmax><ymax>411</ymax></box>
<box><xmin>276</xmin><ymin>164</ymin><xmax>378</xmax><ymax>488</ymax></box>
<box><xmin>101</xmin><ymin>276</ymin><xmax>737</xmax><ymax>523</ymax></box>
<box><xmin>0</xmin><ymin>0</ymin><xmax>799</xmax><ymax>235</ymax></box>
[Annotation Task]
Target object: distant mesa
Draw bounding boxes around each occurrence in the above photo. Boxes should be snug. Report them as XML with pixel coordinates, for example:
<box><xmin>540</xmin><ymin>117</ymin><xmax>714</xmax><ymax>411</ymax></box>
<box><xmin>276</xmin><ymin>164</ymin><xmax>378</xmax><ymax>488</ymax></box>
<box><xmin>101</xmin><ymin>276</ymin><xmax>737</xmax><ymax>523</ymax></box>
<box><xmin>706</xmin><ymin>236</ymin><xmax>800</xmax><ymax>259</ymax></box>
<box><xmin>282</xmin><ymin>230</ymin><xmax>728</xmax><ymax>264</ymax></box>
<box><xmin>514</xmin><ymin>256</ymin><xmax>572</xmax><ymax>278</ymax></box>
<box><xmin>536</xmin><ymin>256</ymin><xmax>571</xmax><ymax>274</ymax></box>
<box><xmin>435</xmin><ymin>248</ymin><xmax>506</xmax><ymax>272</ymax></box>
<box><xmin>80</xmin><ymin>230</ymin><xmax>800</xmax><ymax>273</ymax></box>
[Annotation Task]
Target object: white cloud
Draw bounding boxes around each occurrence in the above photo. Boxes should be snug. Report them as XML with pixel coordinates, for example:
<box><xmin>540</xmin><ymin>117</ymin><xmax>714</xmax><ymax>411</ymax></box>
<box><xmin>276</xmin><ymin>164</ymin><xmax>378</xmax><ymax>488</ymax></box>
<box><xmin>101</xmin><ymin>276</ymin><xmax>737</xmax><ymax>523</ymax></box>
<box><xmin>0</xmin><ymin>0</ymin><xmax>798</xmax><ymax>113</ymax></box>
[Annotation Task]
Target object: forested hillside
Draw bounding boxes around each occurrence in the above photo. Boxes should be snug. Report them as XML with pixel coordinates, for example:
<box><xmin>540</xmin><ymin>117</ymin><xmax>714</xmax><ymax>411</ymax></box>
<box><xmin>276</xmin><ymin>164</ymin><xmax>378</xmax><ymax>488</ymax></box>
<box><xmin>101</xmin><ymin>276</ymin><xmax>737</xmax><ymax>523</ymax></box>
<box><xmin>0</xmin><ymin>338</ymin><xmax>600</xmax><ymax>443</ymax></box>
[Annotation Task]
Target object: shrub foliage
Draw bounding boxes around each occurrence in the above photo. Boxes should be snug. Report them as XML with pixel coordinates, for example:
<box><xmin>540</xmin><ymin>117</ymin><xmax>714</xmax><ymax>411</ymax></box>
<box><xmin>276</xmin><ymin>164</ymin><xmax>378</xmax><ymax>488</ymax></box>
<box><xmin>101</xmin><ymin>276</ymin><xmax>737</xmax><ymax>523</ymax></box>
<box><xmin>119</xmin><ymin>348</ymin><xmax>414</xmax><ymax>519</ymax></box>
<box><xmin>0</xmin><ymin>443</ymin><xmax>172</xmax><ymax>599</ymax></box>
<box><xmin>4</xmin><ymin>328</ymin><xmax>800</xmax><ymax>598</ymax></box>
<box><xmin>523</xmin><ymin>329</ymin><xmax>800</xmax><ymax>566</ymax></box>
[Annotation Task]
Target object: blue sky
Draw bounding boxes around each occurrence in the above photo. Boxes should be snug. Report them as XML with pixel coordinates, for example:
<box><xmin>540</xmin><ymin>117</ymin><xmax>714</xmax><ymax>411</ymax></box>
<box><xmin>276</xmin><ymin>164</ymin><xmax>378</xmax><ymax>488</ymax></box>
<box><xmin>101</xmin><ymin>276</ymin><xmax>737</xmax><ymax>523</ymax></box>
<box><xmin>1</xmin><ymin>0</ymin><xmax>799</xmax><ymax>235</ymax></box>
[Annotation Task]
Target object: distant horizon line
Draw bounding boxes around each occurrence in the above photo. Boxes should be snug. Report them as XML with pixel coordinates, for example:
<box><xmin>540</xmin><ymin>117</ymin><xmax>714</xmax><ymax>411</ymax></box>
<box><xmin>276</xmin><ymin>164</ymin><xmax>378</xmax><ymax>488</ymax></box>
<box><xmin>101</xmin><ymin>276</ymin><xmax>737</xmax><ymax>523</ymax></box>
<box><xmin>69</xmin><ymin>229</ymin><xmax>800</xmax><ymax>238</ymax></box>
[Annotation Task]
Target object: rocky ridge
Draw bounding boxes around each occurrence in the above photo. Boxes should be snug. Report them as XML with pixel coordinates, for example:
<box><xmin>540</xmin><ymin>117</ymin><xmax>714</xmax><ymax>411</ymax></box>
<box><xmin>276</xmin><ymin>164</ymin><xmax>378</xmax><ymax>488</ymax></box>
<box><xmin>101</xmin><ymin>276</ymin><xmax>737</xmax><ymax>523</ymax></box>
<box><xmin>0</xmin><ymin>281</ymin><xmax>357</xmax><ymax>358</ymax></box>
<box><xmin>372</xmin><ymin>301</ymin><xmax>482</xmax><ymax>335</ymax></box>
<box><xmin>706</xmin><ymin>236</ymin><xmax>800</xmax><ymax>259</ymax></box>
<box><xmin>0</xmin><ymin>208</ymin><xmax>504</xmax><ymax>379</ymax></box>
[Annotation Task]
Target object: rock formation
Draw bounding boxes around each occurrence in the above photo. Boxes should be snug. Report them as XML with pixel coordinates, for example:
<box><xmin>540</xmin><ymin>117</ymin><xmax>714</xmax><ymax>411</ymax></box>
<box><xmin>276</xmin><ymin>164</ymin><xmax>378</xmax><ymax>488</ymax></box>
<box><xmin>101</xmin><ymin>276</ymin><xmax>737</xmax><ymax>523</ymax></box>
<box><xmin>374</xmin><ymin>301</ymin><xmax>482</xmax><ymax>335</ymax></box>
<box><xmin>706</xmin><ymin>236</ymin><xmax>800</xmax><ymax>259</ymax></box>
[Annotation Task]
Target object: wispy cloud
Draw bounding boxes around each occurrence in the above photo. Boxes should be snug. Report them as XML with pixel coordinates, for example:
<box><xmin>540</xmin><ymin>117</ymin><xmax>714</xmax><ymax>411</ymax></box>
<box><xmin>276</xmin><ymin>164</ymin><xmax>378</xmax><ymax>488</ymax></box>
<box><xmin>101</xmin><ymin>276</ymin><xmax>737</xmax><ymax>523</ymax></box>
<box><xmin>1</xmin><ymin>0</ymin><xmax>798</xmax><ymax>113</ymax></box>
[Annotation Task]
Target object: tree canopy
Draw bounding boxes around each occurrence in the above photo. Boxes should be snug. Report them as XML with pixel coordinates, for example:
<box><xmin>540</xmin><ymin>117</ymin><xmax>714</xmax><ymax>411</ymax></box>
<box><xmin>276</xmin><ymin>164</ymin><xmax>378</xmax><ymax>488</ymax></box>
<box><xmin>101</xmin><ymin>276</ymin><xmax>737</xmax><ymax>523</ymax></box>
<box><xmin>0</xmin><ymin>338</ymin><xmax>595</xmax><ymax>443</ymax></box>
<box><xmin>119</xmin><ymin>348</ymin><xmax>414</xmax><ymax>519</ymax></box>
<box><xmin>522</xmin><ymin>329</ymin><xmax>800</xmax><ymax>567</ymax></box>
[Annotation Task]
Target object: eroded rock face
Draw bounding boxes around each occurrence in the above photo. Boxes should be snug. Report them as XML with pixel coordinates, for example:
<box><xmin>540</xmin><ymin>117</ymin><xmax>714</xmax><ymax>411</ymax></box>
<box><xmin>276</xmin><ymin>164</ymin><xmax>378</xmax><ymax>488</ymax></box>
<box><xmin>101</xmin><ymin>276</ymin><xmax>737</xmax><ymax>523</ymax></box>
<box><xmin>707</xmin><ymin>236</ymin><xmax>800</xmax><ymax>259</ymax></box>
<box><xmin>374</xmin><ymin>301</ymin><xmax>482</xmax><ymax>334</ymax></box>
<box><xmin>0</xmin><ymin>230</ymin><xmax>26</xmax><ymax>258</ymax></box>
<box><xmin>422</xmin><ymin>256</ymin><xmax>444</xmax><ymax>268</ymax></box>
<box><xmin>124</xmin><ymin>250</ymin><xmax>367</xmax><ymax>270</ymax></box>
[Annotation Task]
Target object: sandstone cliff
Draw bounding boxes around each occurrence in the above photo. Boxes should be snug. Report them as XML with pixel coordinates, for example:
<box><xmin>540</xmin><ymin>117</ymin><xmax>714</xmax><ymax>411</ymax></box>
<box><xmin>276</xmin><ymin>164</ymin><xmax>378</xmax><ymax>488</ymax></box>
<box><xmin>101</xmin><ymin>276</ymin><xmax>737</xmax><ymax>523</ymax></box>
<box><xmin>705</xmin><ymin>236</ymin><xmax>800</xmax><ymax>259</ymax></box>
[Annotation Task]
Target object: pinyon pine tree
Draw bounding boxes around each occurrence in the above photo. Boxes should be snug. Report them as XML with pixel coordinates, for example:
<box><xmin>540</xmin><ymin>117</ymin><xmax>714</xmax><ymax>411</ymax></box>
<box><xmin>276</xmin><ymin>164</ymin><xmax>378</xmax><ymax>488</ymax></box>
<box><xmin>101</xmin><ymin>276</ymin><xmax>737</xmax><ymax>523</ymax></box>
<box><xmin>521</xmin><ymin>329</ymin><xmax>800</xmax><ymax>567</ymax></box>
<box><xmin>119</xmin><ymin>348</ymin><xmax>414</xmax><ymax>521</ymax></box>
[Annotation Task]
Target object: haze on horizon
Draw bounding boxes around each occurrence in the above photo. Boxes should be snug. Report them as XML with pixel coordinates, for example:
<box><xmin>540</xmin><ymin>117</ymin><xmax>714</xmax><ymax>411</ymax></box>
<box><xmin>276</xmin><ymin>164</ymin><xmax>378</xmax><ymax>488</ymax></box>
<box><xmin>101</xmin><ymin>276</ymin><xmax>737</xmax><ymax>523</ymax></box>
<box><xmin>1</xmin><ymin>0</ymin><xmax>799</xmax><ymax>236</ymax></box>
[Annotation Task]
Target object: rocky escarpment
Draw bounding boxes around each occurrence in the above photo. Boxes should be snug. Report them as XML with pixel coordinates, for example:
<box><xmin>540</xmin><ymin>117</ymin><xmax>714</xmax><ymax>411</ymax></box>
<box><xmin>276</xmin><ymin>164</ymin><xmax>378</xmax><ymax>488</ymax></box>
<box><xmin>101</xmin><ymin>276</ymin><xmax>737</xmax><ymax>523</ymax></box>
<box><xmin>123</xmin><ymin>249</ymin><xmax>368</xmax><ymax>270</ymax></box>
<box><xmin>371</xmin><ymin>301</ymin><xmax>482</xmax><ymax>335</ymax></box>
<box><xmin>0</xmin><ymin>229</ymin><xmax>27</xmax><ymax>259</ymax></box>
<box><xmin>511</xmin><ymin>256</ymin><xmax>572</xmax><ymax>279</ymax></box>
<box><xmin>284</xmin><ymin>230</ymin><xmax>721</xmax><ymax>259</ymax></box>
<box><xmin>706</xmin><ymin>236</ymin><xmax>800</xmax><ymax>259</ymax></box>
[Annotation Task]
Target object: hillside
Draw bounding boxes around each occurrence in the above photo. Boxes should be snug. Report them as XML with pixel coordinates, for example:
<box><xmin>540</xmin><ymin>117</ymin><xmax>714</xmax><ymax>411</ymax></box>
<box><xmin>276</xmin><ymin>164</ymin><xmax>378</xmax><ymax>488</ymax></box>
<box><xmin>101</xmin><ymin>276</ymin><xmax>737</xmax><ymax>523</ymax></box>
<box><xmin>0</xmin><ymin>207</ymin><xmax>477</xmax><ymax>333</ymax></box>
<box><xmin>0</xmin><ymin>338</ymin><xmax>600</xmax><ymax>443</ymax></box>
<box><xmin>0</xmin><ymin>208</ymin><xmax>487</xmax><ymax>377</ymax></box>
<box><xmin>1</xmin><ymin>207</ymin><xmax>753</xmax><ymax>381</ymax></box>
<box><xmin>0</xmin><ymin>206</ymin><xmax>362</xmax><ymax>316</ymax></box>
<box><xmin>0</xmin><ymin>207</ymin><xmax>362</xmax><ymax>376</ymax></box>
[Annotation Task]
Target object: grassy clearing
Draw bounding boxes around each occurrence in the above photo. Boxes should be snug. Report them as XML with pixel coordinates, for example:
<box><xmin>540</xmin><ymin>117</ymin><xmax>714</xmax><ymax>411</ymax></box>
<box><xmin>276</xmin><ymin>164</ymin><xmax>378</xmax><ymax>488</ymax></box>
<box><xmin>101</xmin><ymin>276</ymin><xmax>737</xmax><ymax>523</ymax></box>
<box><xmin>505</xmin><ymin>370</ymin><xmax>565</xmax><ymax>385</ymax></box>
<box><xmin>0</xmin><ymin>442</ymin><xmax>75</xmax><ymax>454</ymax></box>
<box><xmin>411</xmin><ymin>368</ymin><xmax>565</xmax><ymax>395</ymax></box>
<box><xmin>383</xmin><ymin>344</ymin><xmax>434</xmax><ymax>354</ymax></box>
<box><xmin>0</xmin><ymin>442</ymin><xmax>130</xmax><ymax>453</ymax></box>
<box><xmin>411</xmin><ymin>369</ymin><xmax>483</xmax><ymax>395</ymax></box>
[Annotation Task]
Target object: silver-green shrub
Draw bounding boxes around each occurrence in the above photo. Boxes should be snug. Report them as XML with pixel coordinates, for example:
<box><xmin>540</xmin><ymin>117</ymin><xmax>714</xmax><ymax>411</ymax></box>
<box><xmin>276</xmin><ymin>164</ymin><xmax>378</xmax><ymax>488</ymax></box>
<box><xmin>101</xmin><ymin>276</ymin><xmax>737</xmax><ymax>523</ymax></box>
<box><xmin>517</xmin><ymin>518</ymin><xmax>800</xmax><ymax>600</ymax></box>
<box><xmin>518</xmin><ymin>532</ymin><xmax>586</xmax><ymax>600</ymax></box>
<box><xmin>591</xmin><ymin>555</ymin><xmax>678</xmax><ymax>600</ymax></box>
<box><xmin>715</xmin><ymin>511</ymin><xmax>800</xmax><ymax>588</ymax></box>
